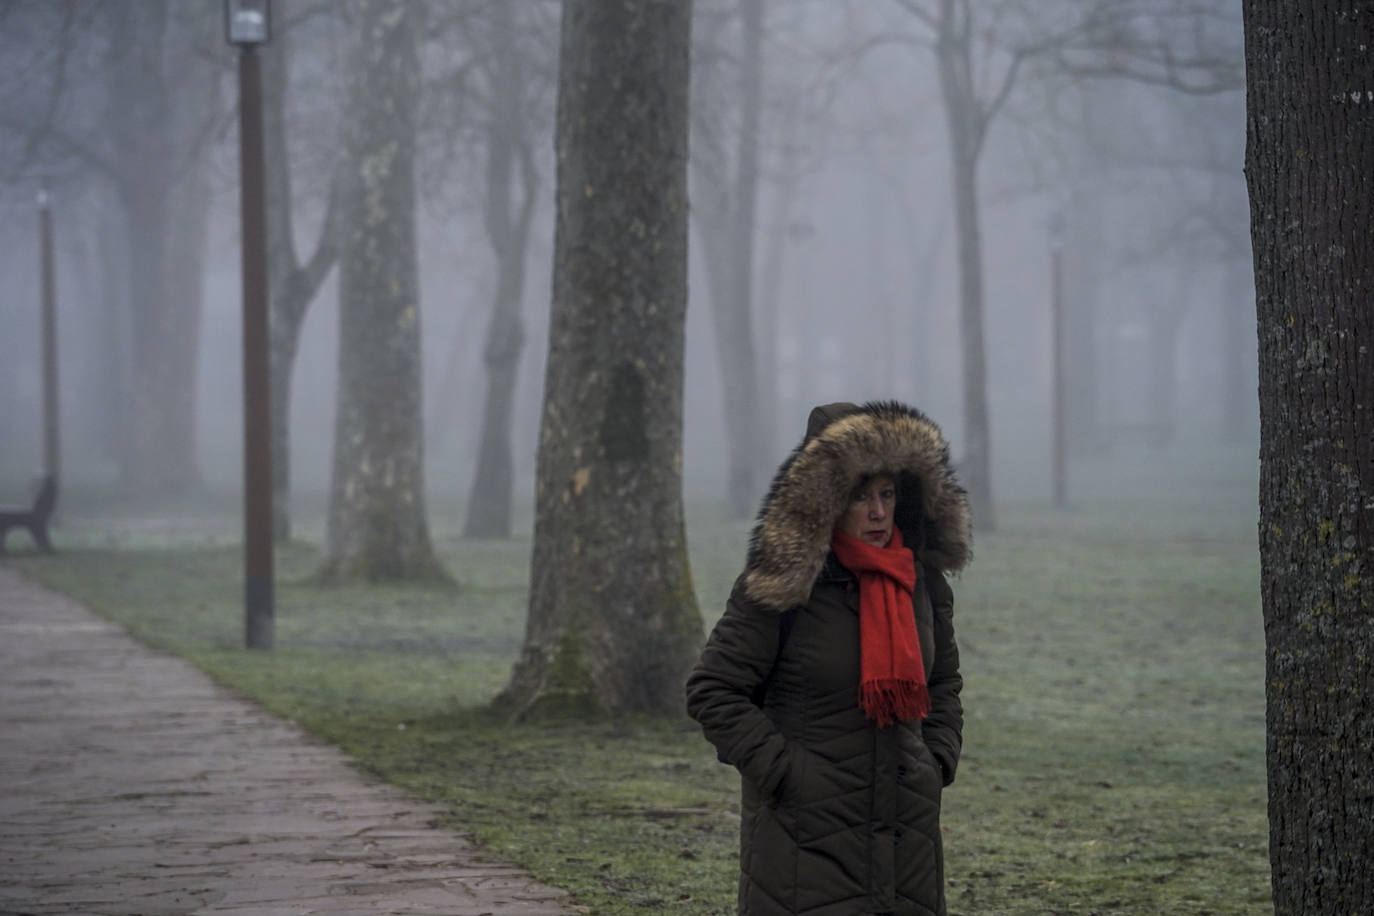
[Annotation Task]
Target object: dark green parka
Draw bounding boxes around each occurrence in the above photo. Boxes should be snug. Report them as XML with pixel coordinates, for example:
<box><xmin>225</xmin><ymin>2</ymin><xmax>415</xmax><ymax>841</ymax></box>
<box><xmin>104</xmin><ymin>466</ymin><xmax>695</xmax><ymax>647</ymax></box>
<box><xmin>687</xmin><ymin>402</ymin><xmax>972</xmax><ymax>916</ymax></box>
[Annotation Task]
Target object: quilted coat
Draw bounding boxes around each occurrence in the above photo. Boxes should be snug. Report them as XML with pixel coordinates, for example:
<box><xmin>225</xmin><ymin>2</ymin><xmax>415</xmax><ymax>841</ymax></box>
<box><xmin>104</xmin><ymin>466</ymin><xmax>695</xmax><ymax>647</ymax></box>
<box><xmin>686</xmin><ymin>402</ymin><xmax>972</xmax><ymax>915</ymax></box>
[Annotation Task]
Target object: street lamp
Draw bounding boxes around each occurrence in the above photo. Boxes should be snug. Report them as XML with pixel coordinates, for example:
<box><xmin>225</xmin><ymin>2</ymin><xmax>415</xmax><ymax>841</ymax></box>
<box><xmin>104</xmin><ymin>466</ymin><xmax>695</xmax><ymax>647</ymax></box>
<box><xmin>1048</xmin><ymin>209</ymin><xmax>1067</xmax><ymax>509</ymax></box>
<box><xmin>226</xmin><ymin>0</ymin><xmax>270</xmax><ymax>44</ymax></box>
<box><xmin>227</xmin><ymin>0</ymin><xmax>274</xmax><ymax>649</ymax></box>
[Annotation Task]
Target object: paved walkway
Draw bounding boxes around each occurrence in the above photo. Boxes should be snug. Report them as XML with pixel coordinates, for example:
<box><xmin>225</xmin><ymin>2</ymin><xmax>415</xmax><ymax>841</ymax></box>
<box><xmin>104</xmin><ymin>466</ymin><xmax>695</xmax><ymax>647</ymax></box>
<box><xmin>0</xmin><ymin>566</ymin><xmax>575</xmax><ymax>915</ymax></box>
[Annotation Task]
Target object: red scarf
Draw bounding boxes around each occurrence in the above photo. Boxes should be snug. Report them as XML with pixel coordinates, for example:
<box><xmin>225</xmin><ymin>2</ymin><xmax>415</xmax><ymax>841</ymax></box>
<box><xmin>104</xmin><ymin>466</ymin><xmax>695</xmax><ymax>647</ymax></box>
<box><xmin>830</xmin><ymin>527</ymin><xmax>929</xmax><ymax>727</ymax></box>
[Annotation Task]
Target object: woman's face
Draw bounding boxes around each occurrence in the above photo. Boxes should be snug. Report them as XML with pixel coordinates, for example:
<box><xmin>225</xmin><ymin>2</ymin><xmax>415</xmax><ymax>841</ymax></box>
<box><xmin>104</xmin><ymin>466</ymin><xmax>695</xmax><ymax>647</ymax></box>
<box><xmin>837</xmin><ymin>474</ymin><xmax>896</xmax><ymax>547</ymax></box>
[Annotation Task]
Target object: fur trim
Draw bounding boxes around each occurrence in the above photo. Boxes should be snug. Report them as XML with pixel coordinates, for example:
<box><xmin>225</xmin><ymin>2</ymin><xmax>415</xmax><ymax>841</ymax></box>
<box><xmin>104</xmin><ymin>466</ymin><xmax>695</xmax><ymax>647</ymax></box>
<box><xmin>743</xmin><ymin>401</ymin><xmax>971</xmax><ymax>612</ymax></box>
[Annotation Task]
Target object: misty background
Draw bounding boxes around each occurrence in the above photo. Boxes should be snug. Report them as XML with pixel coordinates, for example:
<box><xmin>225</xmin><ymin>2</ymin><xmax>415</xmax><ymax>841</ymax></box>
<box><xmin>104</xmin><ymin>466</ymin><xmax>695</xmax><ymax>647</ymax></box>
<box><xmin>0</xmin><ymin>0</ymin><xmax>1254</xmax><ymax>539</ymax></box>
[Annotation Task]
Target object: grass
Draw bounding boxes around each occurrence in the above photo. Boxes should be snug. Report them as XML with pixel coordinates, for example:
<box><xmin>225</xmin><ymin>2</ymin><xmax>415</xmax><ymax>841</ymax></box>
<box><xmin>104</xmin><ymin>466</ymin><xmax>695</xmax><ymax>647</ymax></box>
<box><xmin>4</xmin><ymin>478</ymin><xmax>1270</xmax><ymax>915</ymax></box>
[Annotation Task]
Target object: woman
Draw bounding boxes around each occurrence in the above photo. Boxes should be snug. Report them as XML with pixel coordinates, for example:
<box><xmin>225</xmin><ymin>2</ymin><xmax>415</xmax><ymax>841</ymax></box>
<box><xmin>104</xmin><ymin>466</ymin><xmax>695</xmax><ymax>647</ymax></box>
<box><xmin>686</xmin><ymin>401</ymin><xmax>972</xmax><ymax>916</ymax></box>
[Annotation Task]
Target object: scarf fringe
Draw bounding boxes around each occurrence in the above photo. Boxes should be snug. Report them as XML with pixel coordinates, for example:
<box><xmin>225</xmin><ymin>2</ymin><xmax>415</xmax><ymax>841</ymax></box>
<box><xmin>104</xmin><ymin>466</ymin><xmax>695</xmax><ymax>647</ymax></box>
<box><xmin>860</xmin><ymin>678</ymin><xmax>931</xmax><ymax>728</ymax></box>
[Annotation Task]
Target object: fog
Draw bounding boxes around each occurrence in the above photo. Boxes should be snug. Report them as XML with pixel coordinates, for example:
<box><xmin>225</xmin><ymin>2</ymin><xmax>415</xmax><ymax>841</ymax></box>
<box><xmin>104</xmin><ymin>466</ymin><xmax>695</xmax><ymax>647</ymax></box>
<box><xmin>0</xmin><ymin>0</ymin><xmax>1255</xmax><ymax>538</ymax></box>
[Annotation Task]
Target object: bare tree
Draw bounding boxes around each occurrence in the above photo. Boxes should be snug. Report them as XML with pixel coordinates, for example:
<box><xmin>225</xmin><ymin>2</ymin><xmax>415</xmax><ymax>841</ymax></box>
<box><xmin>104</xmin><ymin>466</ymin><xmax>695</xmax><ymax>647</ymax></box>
<box><xmin>497</xmin><ymin>0</ymin><xmax>702</xmax><ymax>719</ymax></box>
<box><xmin>0</xmin><ymin>2</ymin><xmax>225</xmax><ymax>495</ymax></box>
<box><xmin>459</xmin><ymin>1</ymin><xmax>549</xmax><ymax>539</ymax></box>
<box><xmin>318</xmin><ymin>0</ymin><xmax>445</xmax><ymax>582</ymax></box>
<box><xmin>107</xmin><ymin>3</ymin><xmax>220</xmax><ymax>495</ymax></box>
<box><xmin>1244</xmin><ymin>0</ymin><xmax>1374</xmax><ymax>911</ymax></box>
<box><xmin>692</xmin><ymin>0</ymin><xmax>766</xmax><ymax>518</ymax></box>
<box><xmin>886</xmin><ymin>0</ymin><xmax>1052</xmax><ymax>531</ymax></box>
<box><xmin>262</xmin><ymin>2</ymin><xmax>345</xmax><ymax>542</ymax></box>
<box><xmin>878</xmin><ymin>0</ymin><xmax>1245</xmax><ymax>526</ymax></box>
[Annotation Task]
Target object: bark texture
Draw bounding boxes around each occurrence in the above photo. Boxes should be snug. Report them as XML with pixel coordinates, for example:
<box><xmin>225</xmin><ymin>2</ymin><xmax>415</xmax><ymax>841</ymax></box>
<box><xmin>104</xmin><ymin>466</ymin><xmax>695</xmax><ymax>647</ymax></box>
<box><xmin>319</xmin><ymin>0</ymin><xmax>444</xmax><ymax>583</ymax></box>
<box><xmin>498</xmin><ymin>0</ymin><xmax>703</xmax><ymax>719</ymax></box>
<box><xmin>463</xmin><ymin>1</ymin><xmax>538</xmax><ymax>540</ymax></box>
<box><xmin>1243</xmin><ymin>1</ymin><xmax>1374</xmax><ymax>912</ymax></box>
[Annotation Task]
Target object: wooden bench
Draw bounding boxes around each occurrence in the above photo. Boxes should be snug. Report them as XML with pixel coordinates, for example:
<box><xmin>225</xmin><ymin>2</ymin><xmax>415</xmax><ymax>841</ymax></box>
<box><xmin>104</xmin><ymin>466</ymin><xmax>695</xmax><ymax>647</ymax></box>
<box><xmin>0</xmin><ymin>473</ymin><xmax>57</xmax><ymax>553</ymax></box>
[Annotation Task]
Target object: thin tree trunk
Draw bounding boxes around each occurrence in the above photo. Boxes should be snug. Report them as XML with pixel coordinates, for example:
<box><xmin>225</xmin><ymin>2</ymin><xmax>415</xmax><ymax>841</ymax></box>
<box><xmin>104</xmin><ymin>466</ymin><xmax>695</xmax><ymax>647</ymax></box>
<box><xmin>319</xmin><ymin>0</ymin><xmax>444</xmax><ymax>583</ymax></box>
<box><xmin>109</xmin><ymin>1</ymin><xmax>212</xmax><ymax>495</ymax></box>
<box><xmin>1065</xmin><ymin>184</ymin><xmax>1104</xmax><ymax>457</ymax></box>
<box><xmin>1244</xmin><ymin>1</ymin><xmax>1374</xmax><ymax>912</ymax></box>
<box><xmin>263</xmin><ymin>14</ymin><xmax>341</xmax><ymax>542</ymax></box>
<box><xmin>497</xmin><ymin>0</ymin><xmax>702</xmax><ymax>720</ymax></box>
<box><xmin>936</xmin><ymin>2</ymin><xmax>995</xmax><ymax>531</ymax></box>
<box><xmin>1144</xmin><ymin>269</ymin><xmax>1193</xmax><ymax>448</ymax></box>
<box><xmin>464</xmin><ymin>1</ymin><xmax>535</xmax><ymax>540</ymax></box>
<box><xmin>694</xmin><ymin>0</ymin><xmax>764</xmax><ymax>519</ymax></box>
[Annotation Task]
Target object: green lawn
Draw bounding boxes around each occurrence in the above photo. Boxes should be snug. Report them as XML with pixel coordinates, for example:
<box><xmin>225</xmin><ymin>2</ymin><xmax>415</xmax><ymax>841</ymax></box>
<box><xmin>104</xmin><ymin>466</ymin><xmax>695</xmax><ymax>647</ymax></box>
<box><xmin>5</xmin><ymin>484</ymin><xmax>1269</xmax><ymax>915</ymax></box>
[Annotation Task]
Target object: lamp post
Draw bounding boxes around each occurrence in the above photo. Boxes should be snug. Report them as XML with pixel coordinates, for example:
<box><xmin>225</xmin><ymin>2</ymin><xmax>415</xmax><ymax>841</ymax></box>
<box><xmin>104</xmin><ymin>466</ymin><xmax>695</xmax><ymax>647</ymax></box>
<box><xmin>38</xmin><ymin>184</ymin><xmax>60</xmax><ymax>490</ymax></box>
<box><xmin>227</xmin><ymin>0</ymin><xmax>273</xmax><ymax>649</ymax></box>
<box><xmin>1048</xmin><ymin>209</ymin><xmax>1067</xmax><ymax>509</ymax></box>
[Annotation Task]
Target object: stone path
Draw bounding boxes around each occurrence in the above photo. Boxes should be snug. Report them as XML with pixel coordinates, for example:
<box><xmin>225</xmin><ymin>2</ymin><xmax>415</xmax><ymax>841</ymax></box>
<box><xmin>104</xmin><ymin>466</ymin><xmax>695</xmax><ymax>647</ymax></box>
<box><xmin>0</xmin><ymin>566</ymin><xmax>575</xmax><ymax>915</ymax></box>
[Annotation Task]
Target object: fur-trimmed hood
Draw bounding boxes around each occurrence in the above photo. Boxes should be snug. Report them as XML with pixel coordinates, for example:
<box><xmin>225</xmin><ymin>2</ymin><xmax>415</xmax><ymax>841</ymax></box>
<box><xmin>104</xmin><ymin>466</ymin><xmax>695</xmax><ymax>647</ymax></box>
<box><xmin>743</xmin><ymin>401</ymin><xmax>972</xmax><ymax>612</ymax></box>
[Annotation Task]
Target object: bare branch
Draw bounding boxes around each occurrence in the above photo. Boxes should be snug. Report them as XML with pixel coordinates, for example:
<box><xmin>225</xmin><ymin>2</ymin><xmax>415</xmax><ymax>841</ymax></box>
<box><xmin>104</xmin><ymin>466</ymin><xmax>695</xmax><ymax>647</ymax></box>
<box><xmin>890</xmin><ymin>0</ymin><xmax>937</xmax><ymax>31</ymax></box>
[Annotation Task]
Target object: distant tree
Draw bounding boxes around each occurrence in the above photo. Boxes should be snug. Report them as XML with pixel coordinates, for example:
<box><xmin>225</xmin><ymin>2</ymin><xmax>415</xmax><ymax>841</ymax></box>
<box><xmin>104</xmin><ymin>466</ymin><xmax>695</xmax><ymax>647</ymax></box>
<box><xmin>262</xmin><ymin>2</ymin><xmax>345</xmax><ymax>542</ymax></box>
<box><xmin>497</xmin><ymin>0</ymin><xmax>702</xmax><ymax>719</ymax></box>
<box><xmin>1244</xmin><ymin>1</ymin><xmax>1373</xmax><ymax>912</ymax></box>
<box><xmin>0</xmin><ymin>2</ymin><xmax>222</xmax><ymax>495</ymax></box>
<box><xmin>105</xmin><ymin>2</ymin><xmax>219</xmax><ymax>495</ymax></box>
<box><xmin>887</xmin><ymin>0</ymin><xmax>1045</xmax><ymax>531</ymax></box>
<box><xmin>692</xmin><ymin>0</ymin><xmax>766</xmax><ymax>518</ymax></box>
<box><xmin>318</xmin><ymin>0</ymin><xmax>446</xmax><ymax>582</ymax></box>
<box><xmin>458</xmin><ymin>1</ymin><xmax>550</xmax><ymax>540</ymax></box>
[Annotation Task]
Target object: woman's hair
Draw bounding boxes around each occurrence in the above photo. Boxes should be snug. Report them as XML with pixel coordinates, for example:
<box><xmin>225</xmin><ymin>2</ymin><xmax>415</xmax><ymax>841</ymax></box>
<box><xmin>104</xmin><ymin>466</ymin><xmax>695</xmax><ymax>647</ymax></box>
<box><xmin>849</xmin><ymin>472</ymin><xmax>900</xmax><ymax>503</ymax></box>
<box><xmin>892</xmin><ymin>470</ymin><xmax>927</xmax><ymax>551</ymax></box>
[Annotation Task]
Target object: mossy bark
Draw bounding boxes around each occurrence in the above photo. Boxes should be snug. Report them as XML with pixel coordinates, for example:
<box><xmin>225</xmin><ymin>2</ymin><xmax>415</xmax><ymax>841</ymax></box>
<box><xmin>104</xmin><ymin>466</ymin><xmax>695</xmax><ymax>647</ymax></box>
<box><xmin>1244</xmin><ymin>1</ymin><xmax>1374</xmax><ymax>911</ymax></box>
<box><xmin>497</xmin><ymin>0</ymin><xmax>703</xmax><ymax>720</ymax></box>
<box><xmin>319</xmin><ymin>0</ymin><xmax>445</xmax><ymax>584</ymax></box>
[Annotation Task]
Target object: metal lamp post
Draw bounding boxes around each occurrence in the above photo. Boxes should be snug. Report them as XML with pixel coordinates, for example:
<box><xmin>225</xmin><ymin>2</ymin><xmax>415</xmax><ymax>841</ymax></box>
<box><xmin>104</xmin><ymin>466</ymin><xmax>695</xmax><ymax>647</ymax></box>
<box><xmin>1048</xmin><ymin>210</ymin><xmax>1067</xmax><ymax>509</ymax></box>
<box><xmin>227</xmin><ymin>0</ymin><xmax>274</xmax><ymax>649</ymax></box>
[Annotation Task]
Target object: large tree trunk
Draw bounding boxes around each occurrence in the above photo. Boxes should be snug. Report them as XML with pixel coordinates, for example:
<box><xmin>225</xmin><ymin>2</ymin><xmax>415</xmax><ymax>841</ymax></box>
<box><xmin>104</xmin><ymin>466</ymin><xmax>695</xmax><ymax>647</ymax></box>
<box><xmin>497</xmin><ymin>0</ymin><xmax>702</xmax><ymax>720</ymax></box>
<box><xmin>319</xmin><ymin>0</ymin><xmax>444</xmax><ymax>583</ymax></box>
<box><xmin>935</xmin><ymin>1</ymin><xmax>995</xmax><ymax>531</ymax></box>
<box><xmin>463</xmin><ymin>1</ymin><xmax>536</xmax><ymax>540</ymax></box>
<box><xmin>1243</xmin><ymin>1</ymin><xmax>1374</xmax><ymax>912</ymax></box>
<box><xmin>263</xmin><ymin>11</ymin><xmax>341</xmax><ymax>543</ymax></box>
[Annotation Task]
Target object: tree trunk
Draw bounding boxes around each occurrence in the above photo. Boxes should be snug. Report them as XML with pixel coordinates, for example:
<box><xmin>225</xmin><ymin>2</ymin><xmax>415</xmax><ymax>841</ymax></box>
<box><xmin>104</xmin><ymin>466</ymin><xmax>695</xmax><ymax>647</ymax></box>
<box><xmin>108</xmin><ymin>1</ymin><xmax>214</xmax><ymax>495</ymax></box>
<box><xmin>935</xmin><ymin>2</ymin><xmax>995</xmax><ymax>531</ymax></box>
<box><xmin>464</xmin><ymin>1</ymin><xmax>536</xmax><ymax>540</ymax></box>
<box><xmin>263</xmin><ymin>13</ymin><xmax>341</xmax><ymax>543</ymax></box>
<box><xmin>497</xmin><ymin>0</ymin><xmax>702</xmax><ymax>720</ymax></box>
<box><xmin>1243</xmin><ymin>1</ymin><xmax>1374</xmax><ymax>912</ymax></box>
<box><xmin>693</xmin><ymin>0</ymin><xmax>765</xmax><ymax>519</ymax></box>
<box><xmin>753</xmin><ymin>137</ymin><xmax>801</xmax><ymax>467</ymax></box>
<box><xmin>319</xmin><ymin>0</ymin><xmax>445</xmax><ymax>583</ymax></box>
<box><xmin>1144</xmin><ymin>268</ymin><xmax>1193</xmax><ymax>449</ymax></box>
<box><xmin>1065</xmin><ymin>184</ymin><xmax>1105</xmax><ymax>457</ymax></box>
<box><xmin>121</xmin><ymin>170</ymin><xmax>211</xmax><ymax>495</ymax></box>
